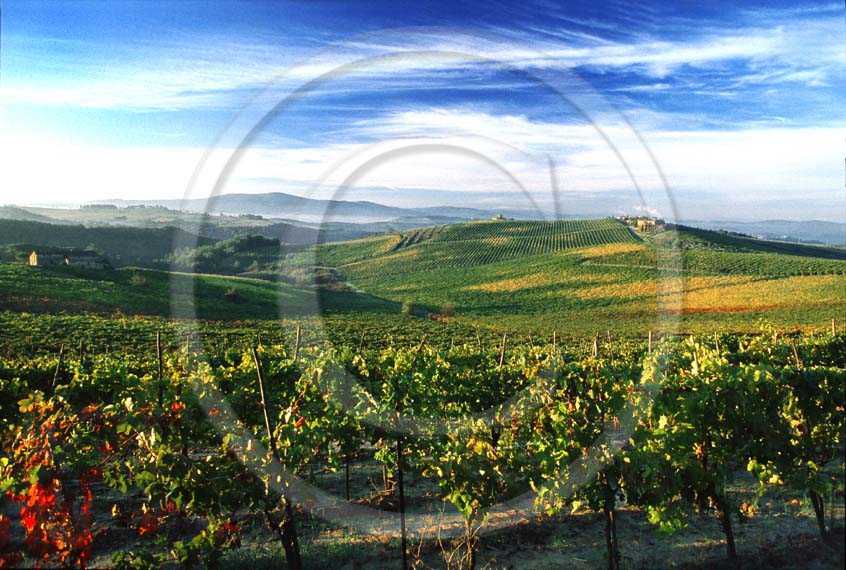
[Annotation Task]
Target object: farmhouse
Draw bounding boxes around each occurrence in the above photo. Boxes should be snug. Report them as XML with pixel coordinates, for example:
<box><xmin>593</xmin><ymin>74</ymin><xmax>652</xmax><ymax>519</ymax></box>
<box><xmin>29</xmin><ymin>249</ymin><xmax>108</xmax><ymax>269</ymax></box>
<box><xmin>617</xmin><ymin>216</ymin><xmax>665</xmax><ymax>232</ymax></box>
<box><xmin>28</xmin><ymin>251</ymin><xmax>66</xmax><ymax>266</ymax></box>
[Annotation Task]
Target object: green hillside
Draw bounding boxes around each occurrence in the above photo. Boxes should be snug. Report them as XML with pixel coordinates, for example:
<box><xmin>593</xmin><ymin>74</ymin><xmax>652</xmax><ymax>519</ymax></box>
<box><xmin>316</xmin><ymin>217</ymin><xmax>640</xmax><ymax>270</ymax></box>
<box><xmin>1</xmin><ymin>217</ymin><xmax>843</xmax><ymax>336</ymax></box>
<box><xmin>0</xmin><ymin>263</ymin><xmax>397</xmax><ymax>320</ymax></box>
<box><xmin>655</xmin><ymin>224</ymin><xmax>846</xmax><ymax>259</ymax></box>
<box><xmin>0</xmin><ymin>219</ymin><xmax>214</xmax><ymax>267</ymax></box>
<box><xmin>302</xmin><ymin>218</ymin><xmax>845</xmax><ymax>334</ymax></box>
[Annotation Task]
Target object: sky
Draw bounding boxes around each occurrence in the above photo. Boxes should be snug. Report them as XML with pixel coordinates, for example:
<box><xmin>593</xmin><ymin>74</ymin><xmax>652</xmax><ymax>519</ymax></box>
<box><xmin>0</xmin><ymin>0</ymin><xmax>844</xmax><ymax>221</ymax></box>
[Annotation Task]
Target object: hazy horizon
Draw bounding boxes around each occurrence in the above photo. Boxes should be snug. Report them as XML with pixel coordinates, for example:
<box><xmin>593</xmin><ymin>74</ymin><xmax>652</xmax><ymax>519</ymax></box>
<box><xmin>2</xmin><ymin>1</ymin><xmax>844</xmax><ymax>222</ymax></box>
<box><xmin>9</xmin><ymin>189</ymin><xmax>846</xmax><ymax>227</ymax></box>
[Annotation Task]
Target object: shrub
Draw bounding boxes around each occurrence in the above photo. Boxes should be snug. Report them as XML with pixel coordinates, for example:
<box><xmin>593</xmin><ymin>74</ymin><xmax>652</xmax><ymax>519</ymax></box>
<box><xmin>129</xmin><ymin>272</ymin><xmax>147</xmax><ymax>288</ymax></box>
<box><xmin>441</xmin><ymin>302</ymin><xmax>455</xmax><ymax>317</ymax></box>
<box><xmin>401</xmin><ymin>301</ymin><xmax>416</xmax><ymax>316</ymax></box>
<box><xmin>224</xmin><ymin>287</ymin><xmax>240</xmax><ymax>301</ymax></box>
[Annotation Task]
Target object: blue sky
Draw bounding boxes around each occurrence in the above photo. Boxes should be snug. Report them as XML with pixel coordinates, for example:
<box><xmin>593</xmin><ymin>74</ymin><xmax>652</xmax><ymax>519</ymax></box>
<box><xmin>1</xmin><ymin>0</ymin><xmax>843</xmax><ymax>221</ymax></box>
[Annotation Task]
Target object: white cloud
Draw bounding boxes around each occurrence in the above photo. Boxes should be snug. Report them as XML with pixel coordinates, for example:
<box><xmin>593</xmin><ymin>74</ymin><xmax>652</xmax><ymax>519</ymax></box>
<box><xmin>1</xmin><ymin>14</ymin><xmax>841</xmax><ymax>110</ymax></box>
<box><xmin>3</xmin><ymin>109</ymin><xmax>842</xmax><ymax>221</ymax></box>
<box><xmin>2</xmin><ymin>5</ymin><xmax>842</xmax><ymax>221</ymax></box>
<box><xmin>0</xmin><ymin>133</ymin><xmax>207</xmax><ymax>204</ymax></box>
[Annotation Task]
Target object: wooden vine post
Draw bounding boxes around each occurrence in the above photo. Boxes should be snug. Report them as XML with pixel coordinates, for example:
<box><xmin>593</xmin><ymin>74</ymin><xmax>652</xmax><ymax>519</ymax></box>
<box><xmin>252</xmin><ymin>347</ymin><xmax>277</xmax><ymax>466</ymax></box>
<box><xmin>345</xmin><ymin>455</ymin><xmax>351</xmax><ymax>502</ymax></box>
<box><xmin>394</xmin><ymin>373</ymin><xmax>408</xmax><ymax>570</ymax></box>
<box><xmin>50</xmin><ymin>344</ymin><xmax>64</xmax><ymax>394</ymax></box>
<box><xmin>498</xmin><ymin>333</ymin><xmax>507</xmax><ymax>370</ymax></box>
<box><xmin>156</xmin><ymin>331</ymin><xmax>164</xmax><ymax>408</ymax></box>
<box><xmin>293</xmin><ymin>324</ymin><xmax>301</xmax><ymax>362</ymax></box>
<box><xmin>396</xmin><ymin>426</ymin><xmax>408</xmax><ymax>570</ymax></box>
<box><xmin>252</xmin><ymin>347</ymin><xmax>302</xmax><ymax>570</ymax></box>
<box><xmin>394</xmin><ymin>336</ymin><xmax>428</xmax><ymax>570</ymax></box>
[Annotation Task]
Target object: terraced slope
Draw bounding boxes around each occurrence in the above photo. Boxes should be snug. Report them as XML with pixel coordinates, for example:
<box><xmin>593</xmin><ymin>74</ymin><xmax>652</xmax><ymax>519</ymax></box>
<box><xmin>587</xmin><ymin>227</ymin><xmax>846</xmax><ymax>277</ymax></box>
<box><xmin>304</xmin><ymin>218</ymin><xmax>845</xmax><ymax>334</ymax></box>
<box><xmin>653</xmin><ymin>225</ymin><xmax>846</xmax><ymax>260</ymax></box>
<box><xmin>318</xmin><ymin>217</ymin><xmax>640</xmax><ymax>272</ymax></box>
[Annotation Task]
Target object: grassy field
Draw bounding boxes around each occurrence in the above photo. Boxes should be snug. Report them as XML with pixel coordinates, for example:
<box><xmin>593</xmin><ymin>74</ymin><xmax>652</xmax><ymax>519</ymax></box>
<box><xmin>299</xmin><ymin>219</ymin><xmax>845</xmax><ymax>336</ymax></box>
<box><xmin>3</xmin><ymin>217</ymin><xmax>844</xmax><ymax>337</ymax></box>
<box><xmin>1</xmin><ymin>218</ymin><xmax>844</xmax><ymax>570</ymax></box>
<box><xmin>0</xmin><ymin>263</ymin><xmax>398</xmax><ymax>320</ymax></box>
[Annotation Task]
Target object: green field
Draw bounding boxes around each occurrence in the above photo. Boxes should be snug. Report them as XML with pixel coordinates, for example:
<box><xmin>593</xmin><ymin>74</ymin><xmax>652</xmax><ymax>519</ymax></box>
<box><xmin>0</xmin><ymin>263</ymin><xmax>398</xmax><ymax>320</ymax></box>
<box><xmin>1</xmin><ymin>216</ymin><xmax>844</xmax><ymax>570</ymax></box>
<box><xmin>301</xmin><ymin>218</ymin><xmax>846</xmax><ymax>336</ymax></box>
<box><xmin>3</xmin><ymin>218</ymin><xmax>844</xmax><ymax>338</ymax></box>
<box><xmin>0</xmin><ymin>312</ymin><xmax>842</xmax><ymax>569</ymax></box>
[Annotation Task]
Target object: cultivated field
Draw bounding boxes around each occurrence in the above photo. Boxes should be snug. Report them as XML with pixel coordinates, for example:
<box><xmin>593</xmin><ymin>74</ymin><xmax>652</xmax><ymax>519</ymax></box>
<box><xmin>1</xmin><ymin>217</ymin><xmax>844</xmax><ymax>569</ymax></box>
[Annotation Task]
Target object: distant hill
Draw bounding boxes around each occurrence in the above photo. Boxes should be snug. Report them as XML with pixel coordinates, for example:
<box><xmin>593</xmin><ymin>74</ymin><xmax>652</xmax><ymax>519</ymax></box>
<box><xmin>0</xmin><ymin>206</ymin><xmax>56</xmax><ymax>223</ymax></box>
<box><xmin>0</xmin><ymin>219</ymin><xmax>214</xmax><ymax>267</ymax></box>
<box><xmin>685</xmin><ymin>219</ymin><xmax>846</xmax><ymax>246</ymax></box>
<box><xmin>92</xmin><ymin>192</ymin><xmax>503</xmax><ymax>222</ymax></box>
<box><xmin>0</xmin><ymin>203</ymin><xmax>490</xmax><ymax>246</ymax></box>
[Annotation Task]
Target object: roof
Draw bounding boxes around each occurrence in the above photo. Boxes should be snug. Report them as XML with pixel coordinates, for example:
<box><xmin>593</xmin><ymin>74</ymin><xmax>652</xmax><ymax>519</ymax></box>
<box><xmin>30</xmin><ymin>248</ymin><xmax>101</xmax><ymax>258</ymax></box>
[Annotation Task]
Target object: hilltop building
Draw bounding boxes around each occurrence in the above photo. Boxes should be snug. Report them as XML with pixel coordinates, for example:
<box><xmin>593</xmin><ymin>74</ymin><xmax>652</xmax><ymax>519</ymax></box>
<box><xmin>29</xmin><ymin>249</ymin><xmax>108</xmax><ymax>269</ymax></box>
<box><xmin>617</xmin><ymin>216</ymin><xmax>665</xmax><ymax>232</ymax></box>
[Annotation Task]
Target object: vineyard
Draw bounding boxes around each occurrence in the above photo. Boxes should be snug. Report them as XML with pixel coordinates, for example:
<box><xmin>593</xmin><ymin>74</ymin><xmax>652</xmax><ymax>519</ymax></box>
<box><xmin>649</xmin><ymin>226</ymin><xmax>846</xmax><ymax>261</ymax></box>
<box><xmin>318</xmin><ymin>218</ymin><xmax>641</xmax><ymax>272</ymax></box>
<box><xmin>4</xmin><ymin>215</ymin><xmax>844</xmax><ymax>337</ymax></box>
<box><xmin>277</xmin><ymin>219</ymin><xmax>845</xmax><ymax>337</ymax></box>
<box><xmin>586</xmin><ymin>248</ymin><xmax>846</xmax><ymax>278</ymax></box>
<box><xmin>2</xmin><ymin>218</ymin><xmax>844</xmax><ymax>567</ymax></box>
<box><xmin>0</xmin><ymin>316</ymin><xmax>843</xmax><ymax>569</ymax></box>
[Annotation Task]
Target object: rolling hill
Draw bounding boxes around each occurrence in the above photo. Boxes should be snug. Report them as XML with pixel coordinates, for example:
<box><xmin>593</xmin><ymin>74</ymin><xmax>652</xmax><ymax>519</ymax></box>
<box><xmin>0</xmin><ymin>263</ymin><xmax>397</xmax><ymax>319</ymax></box>
<box><xmin>1</xmin><ymin>216</ymin><xmax>843</xmax><ymax>336</ymax></box>
<box><xmin>0</xmin><ymin>219</ymin><xmax>215</xmax><ymax>267</ymax></box>
<box><xmin>298</xmin><ymin>218</ymin><xmax>846</xmax><ymax>335</ymax></box>
<box><xmin>93</xmin><ymin>191</ymin><xmax>501</xmax><ymax>222</ymax></box>
<box><xmin>686</xmin><ymin>219</ymin><xmax>846</xmax><ymax>246</ymax></box>
<box><xmin>0</xmin><ymin>203</ymin><xmax>497</xmax><ymax>246</ymax></box>
<box><xmin>655</xmin><ymin>224</ymin><xmax>846</xmax><ymax>260</ymax></box>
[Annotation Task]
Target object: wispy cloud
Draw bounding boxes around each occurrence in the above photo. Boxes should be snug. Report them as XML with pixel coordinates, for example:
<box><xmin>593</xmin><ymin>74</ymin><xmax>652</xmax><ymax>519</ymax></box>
<box><xmin>6</xmin><ymin>106</ymin><xmax>840</xmax><ymax>221</ymax></box>
<box><xmin>1</xmin><ymin>9</ymin><xmax>840</xmax><ymax>111</ymax></box>
<box><xmin>2</xmin><ymin>2</ymin><xmax>842</xmax><ymax>220</ymax></box>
